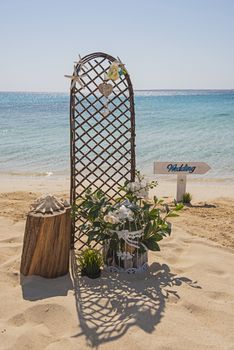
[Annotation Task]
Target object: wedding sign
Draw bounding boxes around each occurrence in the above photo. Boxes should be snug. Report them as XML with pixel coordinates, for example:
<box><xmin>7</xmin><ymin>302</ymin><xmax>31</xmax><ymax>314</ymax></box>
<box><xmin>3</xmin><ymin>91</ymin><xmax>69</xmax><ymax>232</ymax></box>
<box><xmin>154</xmin><ymin>162</ymin><xmax>211</xmax><ymax>201</ymax></box>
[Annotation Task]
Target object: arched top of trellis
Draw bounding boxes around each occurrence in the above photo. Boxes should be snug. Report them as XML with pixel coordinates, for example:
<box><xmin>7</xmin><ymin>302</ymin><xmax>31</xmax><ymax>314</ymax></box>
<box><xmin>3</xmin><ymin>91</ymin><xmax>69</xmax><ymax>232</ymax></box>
<box><xmin>72</xmin><ymin>51</ymin><xmax>134</xmax><ymax>93</ymax></box>
<box><xmin>69</xmin><ymin>52</ymin><xmax>136</xmax><ymax>247</ymax></box>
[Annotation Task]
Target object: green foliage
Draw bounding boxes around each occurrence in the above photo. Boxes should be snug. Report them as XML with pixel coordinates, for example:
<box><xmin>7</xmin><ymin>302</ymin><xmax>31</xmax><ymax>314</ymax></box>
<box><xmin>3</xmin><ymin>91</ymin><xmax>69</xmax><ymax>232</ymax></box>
<box><xmin>77</xmin><ymin>248</ymin><xmax>103</xmax><ymax>278</ymax></box>
<box><xmin>182</xmin><ymin>192</ymin><xmax>192</xmax><ymax>204</ymax></box>
<box><xmin>73</xmin><ymin>171</ymin><xmax>183</xmax><ymax>255</ymax></box>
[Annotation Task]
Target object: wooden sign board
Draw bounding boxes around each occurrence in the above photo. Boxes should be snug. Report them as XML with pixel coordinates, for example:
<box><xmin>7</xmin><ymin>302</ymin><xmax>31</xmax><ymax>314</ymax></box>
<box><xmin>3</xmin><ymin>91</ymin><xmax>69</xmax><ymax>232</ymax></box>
<box><xmin>154</xmin><ymin>162</ymin><xmax>211</xmax><ymax>201</ymax></box>
<box><xmin>154</xmin><ymin>162</ymin><xmax>211</xmax><ymax>175</ymax></box>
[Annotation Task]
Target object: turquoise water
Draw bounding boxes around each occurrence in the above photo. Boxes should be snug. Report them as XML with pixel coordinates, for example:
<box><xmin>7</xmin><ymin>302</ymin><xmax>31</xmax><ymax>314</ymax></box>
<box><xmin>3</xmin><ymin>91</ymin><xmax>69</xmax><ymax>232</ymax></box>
<box><xmin>0</xmin><ymin>90</ymin><xmax>233</xmax><ymax>179</ymax></box>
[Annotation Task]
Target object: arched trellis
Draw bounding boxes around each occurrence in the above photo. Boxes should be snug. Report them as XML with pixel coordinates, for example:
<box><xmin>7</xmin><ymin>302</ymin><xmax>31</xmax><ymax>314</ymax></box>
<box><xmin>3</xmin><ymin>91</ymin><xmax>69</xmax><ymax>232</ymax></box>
<box><xmin>69</xmin><ymin>52</ymin><xmax>136</xmax><ymax>248</ymax></box>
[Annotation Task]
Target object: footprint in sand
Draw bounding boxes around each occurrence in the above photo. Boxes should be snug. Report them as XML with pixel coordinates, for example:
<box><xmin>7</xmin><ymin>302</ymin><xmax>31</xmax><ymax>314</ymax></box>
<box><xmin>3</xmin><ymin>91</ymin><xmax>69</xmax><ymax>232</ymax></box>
<box><xmin>6</xmin><ymin>304</ymin><xmax>76</xmax><ymax>350</ymax></box>
<box><xmin>8</xmin><ymin>304</ymin><xmax>74</xmax><ymax>336</ymax></box>
<box><xmin>206</xmin><ymin>268</ymin><xmax>227</xmax><ymax>277</ymax></box>
<box><xmin>206</xmin><ymin>291</ymin><xmax>231</xmax><ymax>302</ymax></box>
<box><xmin>8</xmin><ymin>313</ymin><xmax>26</xmax><ymax>327</ymax></box>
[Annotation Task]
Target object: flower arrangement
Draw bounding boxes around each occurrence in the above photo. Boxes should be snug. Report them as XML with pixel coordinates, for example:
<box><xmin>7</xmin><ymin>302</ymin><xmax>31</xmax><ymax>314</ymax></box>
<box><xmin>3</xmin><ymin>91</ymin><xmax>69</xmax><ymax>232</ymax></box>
<box><xmin>74</xmin><ymin>172</ymin><xmax>183</xmax><ymax>273</ymax></box>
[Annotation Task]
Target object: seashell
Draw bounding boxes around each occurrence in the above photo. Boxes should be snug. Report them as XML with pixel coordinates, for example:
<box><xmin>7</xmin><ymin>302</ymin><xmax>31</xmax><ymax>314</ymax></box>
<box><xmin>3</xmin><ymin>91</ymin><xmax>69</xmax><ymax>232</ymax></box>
<box><xmin>31</xmin><ymin>194</ymin><xmax>70</xmax><ymax>215</ymax></box>
<box><xmin>98</xmin><ymin>82</ymin><xmax>113</xmax><ymax>97</ymax></box>
<box><xmin>62</xmin><ymin>199</ymin><xmax>70</xmax><ymax>207</ymax></box>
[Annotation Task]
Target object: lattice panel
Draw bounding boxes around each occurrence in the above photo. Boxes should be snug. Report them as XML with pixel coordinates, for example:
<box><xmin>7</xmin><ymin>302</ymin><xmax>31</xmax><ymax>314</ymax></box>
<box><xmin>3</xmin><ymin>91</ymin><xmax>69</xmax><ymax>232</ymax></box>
<box><xmin>69</xmin><ymin>52</ymin><xmax>135</xmax><ymax>248</ymax></box>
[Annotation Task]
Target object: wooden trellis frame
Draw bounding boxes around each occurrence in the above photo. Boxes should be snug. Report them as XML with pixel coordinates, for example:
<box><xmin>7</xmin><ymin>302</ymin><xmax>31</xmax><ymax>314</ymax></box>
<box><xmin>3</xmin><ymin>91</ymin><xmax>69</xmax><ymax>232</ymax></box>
<box><xmin>69</xmin><ymin>52</ymin><xmax>136</xmax><ymax>248</ymax></box>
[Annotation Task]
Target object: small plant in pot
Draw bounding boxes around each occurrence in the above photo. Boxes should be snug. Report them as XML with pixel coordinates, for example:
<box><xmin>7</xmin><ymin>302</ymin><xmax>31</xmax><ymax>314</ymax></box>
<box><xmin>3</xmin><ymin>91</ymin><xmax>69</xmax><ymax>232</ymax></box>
<box><xmin>77</xmin><ymin>248</ymin><xmax>103</xmax><ymax>278</ymax></box>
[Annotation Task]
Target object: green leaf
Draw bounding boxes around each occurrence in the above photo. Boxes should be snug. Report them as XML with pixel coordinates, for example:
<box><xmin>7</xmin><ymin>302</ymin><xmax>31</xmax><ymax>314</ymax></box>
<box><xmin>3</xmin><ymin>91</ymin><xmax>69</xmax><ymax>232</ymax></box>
<box><xmin>149</xmin><ymin>208</ymin><xmax>159</xmax><ymax>219</ymax></box>
<box><xmin>152</xmin><ymin>233</ymin><xmax>163</xmax><ymax>242</ymax></box>
<box><xmin>175</xmin><ymin>203</ymin><xmax>184</xmax><ymax>211</ymax></box>
<box><xmin>142</xmin><ymin>202</ymin><xmax>151</xmax><ymax>211</ymax></box>
<box><xmin>143</xmin><ymin>237</ymin><xmax>161</xmax><ymax>251</ymax></box>
<box><xmin>166</xmin><ymin>211</ymin><xmax>179</xmax><ymax>217</ymax></box>
<box><xmin>153</xmin><ymin>195</ymin><xmax>158</xmax><ymax>204</ymax></box>
<box><xmin>143</xmin><ymin>222</ymin><xmax>152</xmax><ymax>238</ymax></box>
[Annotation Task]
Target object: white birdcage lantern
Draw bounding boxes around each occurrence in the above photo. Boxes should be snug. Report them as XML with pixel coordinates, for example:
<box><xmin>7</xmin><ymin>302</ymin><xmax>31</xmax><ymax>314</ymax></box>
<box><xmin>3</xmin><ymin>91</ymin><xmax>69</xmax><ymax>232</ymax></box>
<box><xmin>103</xmin><ymin>182</ymin><xmax>149</xmax><ymax>273</ymax></box>
<box><xmin>103</xmin><ymin>228</ymin><xmax>148</xmax><ymax>273</ymax></box>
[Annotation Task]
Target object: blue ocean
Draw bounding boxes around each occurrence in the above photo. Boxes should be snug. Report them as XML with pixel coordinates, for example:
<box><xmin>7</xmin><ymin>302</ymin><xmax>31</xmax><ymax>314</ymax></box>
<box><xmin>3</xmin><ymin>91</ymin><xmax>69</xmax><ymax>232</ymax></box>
<box><xmin>0</xmin><ymin>90</ymin><xmax>233</xmax><ymax>180</ymax></box>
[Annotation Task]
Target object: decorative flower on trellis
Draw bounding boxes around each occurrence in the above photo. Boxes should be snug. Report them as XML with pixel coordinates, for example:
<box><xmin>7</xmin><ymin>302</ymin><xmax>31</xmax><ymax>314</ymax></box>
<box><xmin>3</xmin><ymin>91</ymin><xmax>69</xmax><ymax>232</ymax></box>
<box><xmin>107</xmin><ymin>62</ymin><xmax>119</xmax><ymax>81</ymax></box>
<box><xmin>107</xmin><ymin>57</ymin><xmax>128</xmax><ymax>81</ymax></box>
<box><xmin>96</xmin><ymin>57</ymin><xmax>128</xmax><ymax>115</ymax></box>
<box><xmin>117</xmin><ymin>56</ymin><xmax>128</xmax><ymax>76</ymax></box>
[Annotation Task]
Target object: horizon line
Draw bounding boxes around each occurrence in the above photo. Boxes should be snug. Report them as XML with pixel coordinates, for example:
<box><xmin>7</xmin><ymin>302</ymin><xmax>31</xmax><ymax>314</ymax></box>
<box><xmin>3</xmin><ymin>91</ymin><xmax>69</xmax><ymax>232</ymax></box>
<box><xmin>0</xmin><ymin>88</ymin><xmax>234</xmax><ymax>94</ymax></box>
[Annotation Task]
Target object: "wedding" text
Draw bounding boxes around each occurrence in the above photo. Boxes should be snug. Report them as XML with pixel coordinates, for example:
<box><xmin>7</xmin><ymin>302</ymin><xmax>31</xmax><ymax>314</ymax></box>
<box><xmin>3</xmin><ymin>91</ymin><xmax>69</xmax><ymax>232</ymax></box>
<box><xmin>167</xmin><ymin>163</ymin><xmax>196</xmax><ymax>173</ymax></box>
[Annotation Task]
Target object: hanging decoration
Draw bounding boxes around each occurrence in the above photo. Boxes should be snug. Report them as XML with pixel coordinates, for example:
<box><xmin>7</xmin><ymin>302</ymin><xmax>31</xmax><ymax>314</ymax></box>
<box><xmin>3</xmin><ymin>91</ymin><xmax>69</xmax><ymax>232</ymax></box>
<box><xmin>107</xmin><ymin>57</ymin><xmax>128</xmax><ymax>81</ymax></box>
<box><xmin>98</xmin><ymin>82</ymin><xmax>113</xmax><ymax>97</ymax></box>
<box><xmin>117</xmin><ymin>56</ymin><xmax>128</xmax><ymax>76</ymax></box>
<box><xmin>107</xmin><ymin>61</ymin><xmax>119</xmax><ymax>81</ymax></box>
<box><xmin>64</xmin><ymin>65</ymin><xmax>86</xmax><ymax>89</ymax></box>
<box><xmin>98</xmin><ymin>76</ymin><xmax>113</xmax><ymax>116</ymax></box>
<box><xmin>98</xmin><ymin>56</ymin><xmax>127</xmax><ymax>116</ymax></box>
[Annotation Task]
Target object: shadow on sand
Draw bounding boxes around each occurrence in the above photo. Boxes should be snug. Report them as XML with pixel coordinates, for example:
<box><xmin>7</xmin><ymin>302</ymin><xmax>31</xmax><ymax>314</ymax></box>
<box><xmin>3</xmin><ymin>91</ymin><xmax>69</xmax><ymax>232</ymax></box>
<box><xmin>20</xmin><ymin>273</ymin><xmax>74</xmax><ymax>301</ymax></box>
<box><xmin>184</xmin><ymin>203</ymin><xmax>217</xmax><ymax>208</ymax></box>
<box><xmin>71</xmin><ymin>250</ymin><xmax>201</xmax><ymax>348</ymax></box>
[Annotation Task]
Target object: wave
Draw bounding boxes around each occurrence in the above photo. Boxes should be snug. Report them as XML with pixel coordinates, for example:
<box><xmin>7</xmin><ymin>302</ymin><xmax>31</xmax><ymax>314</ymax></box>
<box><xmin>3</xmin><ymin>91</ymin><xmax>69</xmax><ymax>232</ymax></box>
<box><xmin>0</xmin><ymin>171</ymin><xmax>55</xmax><ymax>177</ymax></box>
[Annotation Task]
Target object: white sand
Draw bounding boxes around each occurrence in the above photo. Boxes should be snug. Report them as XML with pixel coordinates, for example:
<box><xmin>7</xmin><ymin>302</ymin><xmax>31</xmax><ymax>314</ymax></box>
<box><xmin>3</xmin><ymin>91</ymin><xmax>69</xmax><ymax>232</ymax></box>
<box><xmin>0</xmin><ymin>177</ymin><xmax>234</xmax><ymax>349</ymax></box>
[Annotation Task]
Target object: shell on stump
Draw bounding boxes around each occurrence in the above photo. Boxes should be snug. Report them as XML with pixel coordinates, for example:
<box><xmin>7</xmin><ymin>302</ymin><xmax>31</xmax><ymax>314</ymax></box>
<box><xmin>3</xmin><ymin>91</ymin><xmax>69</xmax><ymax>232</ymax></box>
<box><xmin>20</xmin><ymin>195</ymin><xmax>71</xmax><ymax>278</ymax></box>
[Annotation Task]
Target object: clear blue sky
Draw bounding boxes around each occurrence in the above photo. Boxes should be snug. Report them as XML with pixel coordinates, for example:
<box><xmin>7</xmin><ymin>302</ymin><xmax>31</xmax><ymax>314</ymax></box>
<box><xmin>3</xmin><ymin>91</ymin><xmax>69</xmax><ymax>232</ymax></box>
<box><xmin>0</xmin><ymin>0</ymin><xmax>233</xmax><ymax>91</ymax></box>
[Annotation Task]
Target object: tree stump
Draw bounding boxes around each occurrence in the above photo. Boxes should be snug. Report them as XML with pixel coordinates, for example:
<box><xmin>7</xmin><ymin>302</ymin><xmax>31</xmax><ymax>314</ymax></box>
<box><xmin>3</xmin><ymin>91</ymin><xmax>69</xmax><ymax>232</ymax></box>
<box><xmin>20</xmin><ymin>208</ymin><xmax>71</xmax><ymax>278</ymax></box>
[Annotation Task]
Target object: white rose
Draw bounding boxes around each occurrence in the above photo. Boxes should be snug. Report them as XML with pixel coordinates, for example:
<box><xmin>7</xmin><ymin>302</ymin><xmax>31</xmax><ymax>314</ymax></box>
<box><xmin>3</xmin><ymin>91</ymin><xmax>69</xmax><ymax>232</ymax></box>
<box><xmin>126</xmin><ymin>210</ymin><xmax>134</xmax><ymax>221</ymax></box>
<box><xmin>135</xmin><ymin>181</ymin><xmax>149</xmax><ymax>199</ymax></box>
<box><xmin>117</xmin><ymin>205</ymin><xmax>133</xmax><ymax>220</ymax></box>
<box><xmin>104</xmin><ymin>214</ymin><xmax>119</xmax><ymax>224</ymax></box>
<box><xmin>137</xmin><ymin>185</ymin><xmax>149</xmax><ymax>199</ymax></box>
<box><xmin>126</xmin><ymin>182</ymin><xmax>141</xmax><ymax>193</ymax></box>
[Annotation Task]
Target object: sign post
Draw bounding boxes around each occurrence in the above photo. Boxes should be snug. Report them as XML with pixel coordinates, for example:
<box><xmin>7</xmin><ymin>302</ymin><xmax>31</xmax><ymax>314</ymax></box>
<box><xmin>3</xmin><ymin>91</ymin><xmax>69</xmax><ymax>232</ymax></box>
<box><xmin>176</xmin><ymin>173</ymin><xmax>187</xmax><ymax>202</ymax></box>
<box><xmin>154</xmin><ymin>162</ymin><xmax>211</xmax><ymax>202</ymax></box>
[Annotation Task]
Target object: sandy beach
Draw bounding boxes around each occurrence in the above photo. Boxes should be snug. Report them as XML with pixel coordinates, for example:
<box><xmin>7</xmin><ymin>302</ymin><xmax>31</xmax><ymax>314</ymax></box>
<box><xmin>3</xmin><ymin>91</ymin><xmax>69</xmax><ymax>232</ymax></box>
<box><xmin>0</xmin><ymin>176</ymin><xmax>234</xmax><ymax>350</ymax></box>
<box><xmin>1</xmin><ymin>0</ymin><xmax>234</xmax><ymax>348</ymax></box>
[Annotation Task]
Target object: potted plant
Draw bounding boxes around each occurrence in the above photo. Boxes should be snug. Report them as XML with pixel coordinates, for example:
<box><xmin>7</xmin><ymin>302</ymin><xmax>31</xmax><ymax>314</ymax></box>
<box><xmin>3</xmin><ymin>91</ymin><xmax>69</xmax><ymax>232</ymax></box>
<box><xmin>77</xmin><ymin>248</ymin><xmax>103</xmax><ymax>278</ymax></box>
<box><xmin>74</xmin><ymin>172</ymin><xmax>183</xmax><ymax>273</ymax></box>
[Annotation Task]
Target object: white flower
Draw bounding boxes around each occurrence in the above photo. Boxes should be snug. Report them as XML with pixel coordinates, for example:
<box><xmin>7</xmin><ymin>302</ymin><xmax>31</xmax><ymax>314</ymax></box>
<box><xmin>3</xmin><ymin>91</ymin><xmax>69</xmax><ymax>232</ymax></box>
<box><xmin>117</xmin><ymin>205</ymin><xmax>134</xmax><ymax>221</ymax></box>
<box><xmin>126</xmin><ymin>182</ymin><xmax>140</xmax><ymax>192</ymax></box>
<box><xmin>127</xmin><ymin>181</ymin><xmax>149</xmax><ymax>199</ymax></box>
<box><xmin>137</xmin><ymin>185</ymin><xmax>149</xmax><ymax>199</ymax></box>
<box><xmin>104</xmin><ymin>213</ymin><xmax>120</xmax><ymax>224</ymax></box>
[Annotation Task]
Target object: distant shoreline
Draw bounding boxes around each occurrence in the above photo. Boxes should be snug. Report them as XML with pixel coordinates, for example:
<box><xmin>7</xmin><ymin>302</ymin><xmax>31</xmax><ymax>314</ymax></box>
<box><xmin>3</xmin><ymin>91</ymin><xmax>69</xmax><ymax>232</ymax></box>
<box><xmin>0</xmin><ymin>89</ymin><xmax>234</xmax><ymax>94</ymax></box>
<box><xmin>0</xmin><ymin>173</ymin><xmax>233</xmax><ymax>203</ymax></box>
